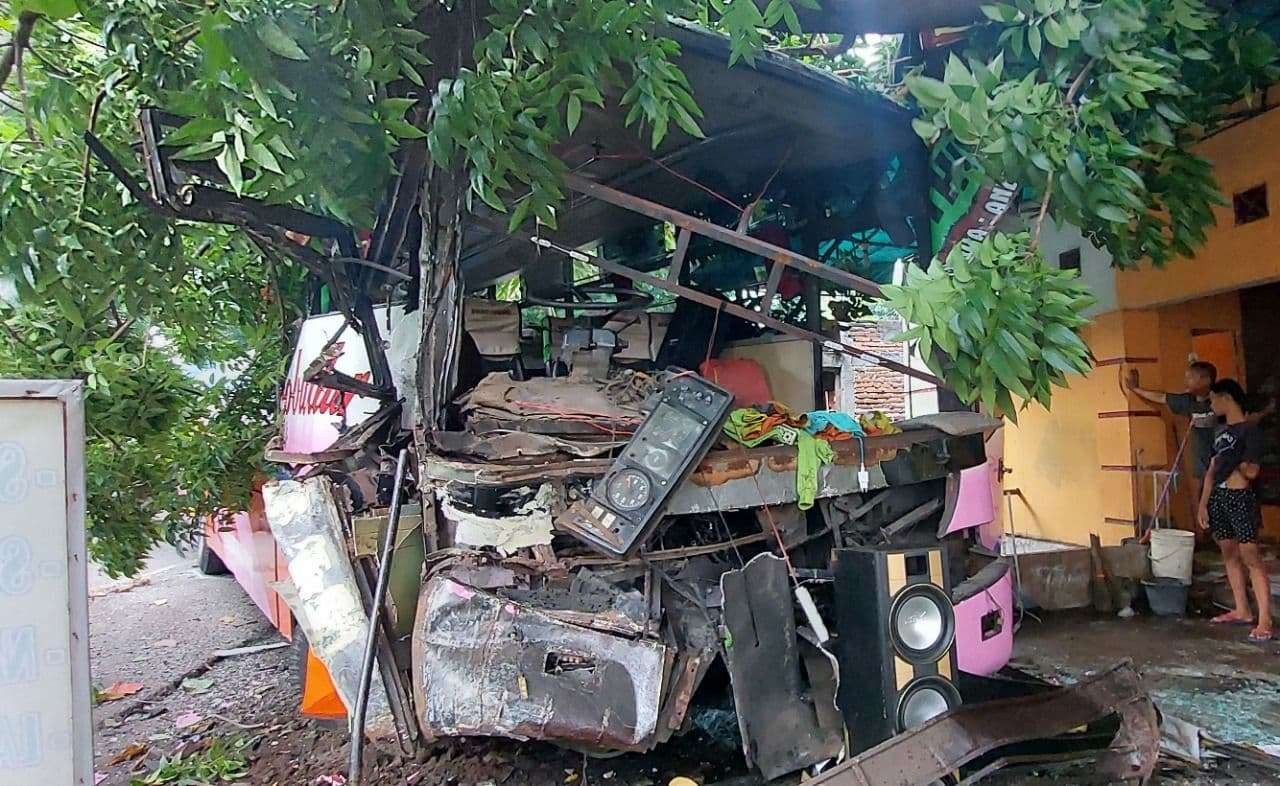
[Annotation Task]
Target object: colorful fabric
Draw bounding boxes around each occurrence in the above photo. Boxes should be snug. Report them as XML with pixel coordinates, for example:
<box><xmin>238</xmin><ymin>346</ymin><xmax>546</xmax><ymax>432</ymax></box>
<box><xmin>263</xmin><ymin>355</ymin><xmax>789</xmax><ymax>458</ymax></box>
<box><xmin>859</xmin><ymin>411</ymin><xmax>902</xmax><ymax>436</ymax></box>
<box><xmin>804</xmin><ymin>410</ymin><xmax>864</xmax><ymax>437</ymax></box>
<box><xmin>796</xmin><ymin>432</ymin><xmax>833</xmax><ymax>510</ymax></box>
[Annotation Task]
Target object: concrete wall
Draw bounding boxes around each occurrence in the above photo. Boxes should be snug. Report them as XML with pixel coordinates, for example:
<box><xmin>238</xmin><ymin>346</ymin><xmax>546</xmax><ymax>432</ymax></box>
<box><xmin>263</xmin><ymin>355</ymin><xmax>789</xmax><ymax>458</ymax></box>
<box><xmin>1116</xmin><ymin>104</ymin><xmax>1280</xmax><ymax>309</ymax></box>
<box><xmin>998</xmin><ymin>103</ymin><xmax>1280</xmax><ymax>546</ymax></box>
<box><xmin>1039</xmin><ymin>217</ymin><xmax>1118</xmax><ymax>317</ymax></box>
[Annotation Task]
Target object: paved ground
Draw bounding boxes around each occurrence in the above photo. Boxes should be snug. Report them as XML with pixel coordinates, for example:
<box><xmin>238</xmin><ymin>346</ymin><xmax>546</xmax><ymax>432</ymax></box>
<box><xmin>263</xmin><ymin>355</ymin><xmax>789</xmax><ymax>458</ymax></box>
<box><xmin>88</xmin><ymin>559</ymin><xmax>1280</xmax><ymax>785</ymax></box>
<box><xmin>89</xmin><ymin>549</ymin><xmax>284</xmax><ymax>785</ymax></box>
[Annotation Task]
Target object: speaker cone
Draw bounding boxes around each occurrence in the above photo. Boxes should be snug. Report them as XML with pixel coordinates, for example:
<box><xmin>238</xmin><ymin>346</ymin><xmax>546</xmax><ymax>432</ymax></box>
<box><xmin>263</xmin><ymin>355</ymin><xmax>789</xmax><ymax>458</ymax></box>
<box><xmin>888</xmin><ymin>584</ymin><xmax>954</xmax><ymax>661</ymax></box>
<box><xmin>897</xmin><ymin>677</ymin><xmax>961</xmax><ymax>731</ymax></box>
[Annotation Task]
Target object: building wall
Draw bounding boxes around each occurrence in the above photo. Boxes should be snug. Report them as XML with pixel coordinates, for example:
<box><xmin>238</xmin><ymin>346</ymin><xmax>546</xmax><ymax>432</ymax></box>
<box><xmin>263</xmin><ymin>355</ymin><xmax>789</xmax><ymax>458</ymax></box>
<box><xmin>839</xmin><ymin>319</ymin><xmax>909</xmax><ymax>418</ymax></box>
<box><xmin>1002</xmin><ymin>312</ymin><xmax>1153</xmax><ymax>546</ymax></box>
<box><xmin>1039</xmin><ymin>217</ymin><xmax>1118</xmax><ymax>317</ymax></box>
<box><xmin>1116</xmin><ymin>104</ymin><xmax>1280</xmax><ymax>309</ymax></box>
<box><xmin>999</xmin><ymin>102</ymin><xmax>1280</xmax><ymax>546</ymax></box>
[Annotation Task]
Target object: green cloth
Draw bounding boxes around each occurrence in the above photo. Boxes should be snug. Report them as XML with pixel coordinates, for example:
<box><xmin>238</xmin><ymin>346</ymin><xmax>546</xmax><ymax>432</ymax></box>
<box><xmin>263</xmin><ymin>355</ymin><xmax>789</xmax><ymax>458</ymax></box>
<box><xmin>721</xmin><ymin>407</ymin><xmax>788</xmax><ymax>450</ymax></box>
<box><xmin>795</xmin><ymin>431</ymin><xmax>833</xmax><ymax>511</ymax></box>
<box><xmin>723</xmin><ymin>408</ymin><xmax>832</xmax><ymax>509</ymax></box>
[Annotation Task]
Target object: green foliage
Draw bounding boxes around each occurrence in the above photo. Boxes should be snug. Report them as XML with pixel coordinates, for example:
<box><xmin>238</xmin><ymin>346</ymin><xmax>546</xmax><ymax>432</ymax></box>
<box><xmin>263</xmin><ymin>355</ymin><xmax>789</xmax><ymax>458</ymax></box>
<box><xmin>424</xmin><ymin>0</ymin><xmax>816</xmax><ymax>230</ymax></box>
<box><xmin>0</xmin><ymin>3</ymin><xmax>306</xmax><ymax>576</ymax></box>
<box><xmin>102</xmin><ymin>0</ymin><xmax>425</xmax><ymax>227</ymax></box>
<box><xmin>882</xmin><ymin>232</ymin><xmax>1095</xmax><ymax>420</ymax></box>
<box><xmin>131</xmin><ymin>736</ymin><xmax>251</xmax><ymax>785</ymax></box>
<box><xmin>906</xmin><ymin>0</ymin><xmax>1279</xmax><ymax>269</ymax></box>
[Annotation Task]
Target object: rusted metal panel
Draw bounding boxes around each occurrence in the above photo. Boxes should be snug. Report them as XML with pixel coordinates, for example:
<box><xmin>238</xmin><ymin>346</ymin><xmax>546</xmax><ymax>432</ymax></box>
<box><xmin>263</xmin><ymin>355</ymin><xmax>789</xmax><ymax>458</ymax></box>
<box><xmin>411</xmin><ymin>577</ymin><xmax>667</xmax><ymax>751</ymax></box>
<box><xmin>421</xmin><ymin>429</ymin><xmax>984</xmax><ymax>521</ymax></box>
<box><xmin>805</xmin><ymin>662</ymin><xmax>1159</xmax><ymax>786</ymax></box>
<box><xmin>720</xmin><ymin>555</ymin><xmax>843</xmax><ymax>779</ymax></box>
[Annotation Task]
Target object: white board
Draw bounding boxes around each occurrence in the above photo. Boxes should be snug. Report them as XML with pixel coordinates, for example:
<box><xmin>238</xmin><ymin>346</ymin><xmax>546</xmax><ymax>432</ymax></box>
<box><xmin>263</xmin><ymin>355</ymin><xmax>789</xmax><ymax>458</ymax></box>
<box><xmin>0</xmin><ymin>381</ymin><xmax>92</xmax><ymax>785</ymax></box>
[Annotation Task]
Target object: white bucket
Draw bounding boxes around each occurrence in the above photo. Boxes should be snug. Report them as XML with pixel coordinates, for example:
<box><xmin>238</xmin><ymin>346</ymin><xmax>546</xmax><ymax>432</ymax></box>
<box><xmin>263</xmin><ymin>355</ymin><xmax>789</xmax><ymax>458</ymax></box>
<box><xmin>1150</xmin><ymin>529</ymin><xmax>1195</xmax><ymax>585</ymax></box>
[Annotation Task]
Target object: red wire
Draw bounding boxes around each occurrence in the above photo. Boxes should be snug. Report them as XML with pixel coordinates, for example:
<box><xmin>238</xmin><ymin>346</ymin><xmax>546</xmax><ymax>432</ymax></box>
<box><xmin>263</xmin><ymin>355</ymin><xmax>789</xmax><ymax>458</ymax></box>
<box><xmin>594</xmin><ymin>152</ymin><xmax>744</xmax><ymax>213</ymax></box>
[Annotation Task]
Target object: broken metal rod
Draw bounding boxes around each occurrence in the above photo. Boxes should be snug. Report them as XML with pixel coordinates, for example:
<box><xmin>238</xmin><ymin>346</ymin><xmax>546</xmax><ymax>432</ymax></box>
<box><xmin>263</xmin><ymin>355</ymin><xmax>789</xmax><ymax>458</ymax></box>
<box><xmin>500</xmin><ymin>226</ymin><xmax>940</xmax><ymax>386</ymax></box>
<box><xmin>563</xmin><ymin>172</ymin><xmax>885</xmax><ymax>298</ymax></box>
<box><xmin>880</xmin><ymin>498</ymin><xmax>944</xmax><ymax>541</ymax></box>
<box><xmin>349</xmin><ymin>447</ymin><xmax>410</xmax><ymax>786</ymax></box>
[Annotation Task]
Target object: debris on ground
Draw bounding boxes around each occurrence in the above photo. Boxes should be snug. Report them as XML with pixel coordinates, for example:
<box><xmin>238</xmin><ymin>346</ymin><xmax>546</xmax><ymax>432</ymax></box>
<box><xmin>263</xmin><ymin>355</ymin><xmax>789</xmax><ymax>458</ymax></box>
<box><xmin>97</xmin><ymin>682</ymin><xmax>145</xmax><ymax>703</ymax></box>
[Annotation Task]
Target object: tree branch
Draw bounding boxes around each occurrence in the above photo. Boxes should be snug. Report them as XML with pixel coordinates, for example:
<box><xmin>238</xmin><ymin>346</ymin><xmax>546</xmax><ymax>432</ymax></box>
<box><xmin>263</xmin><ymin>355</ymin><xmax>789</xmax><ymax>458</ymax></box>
<box><xmin>0</xmin><ymin>317</ymin><xmax>39</xmax><ymax>354</ymax></box>
<box><xmin>1032</xmin><ymin>170</ymin><xmax>1054</xmax><ymax>249</ymax></box>
<box><xmin>1066</xmin><ymin>57</ymin><xmax>1098</xmax><ymax>106</ymax></box>
<box><xmin>107</xmin><ymin>317</ymin><xmax>136</xmax><ymax>344</ymax></box>
<box><xmin>47</xmin><ymin>19</ymin><xmax>106</xmax><ymax>51</ymax></box>
<box><xmin>12</xmin><ymin>18</ymin><xmax>37</xmax><ymax>142</ymax></box>
<box><xmin>0</xmin><ymin>12</ymin><xmax>38</xmax><ymax>93</ymax></box>
<box><xmin>78</xmin><ymin>87</ymin><xmax>110</xmax><ymax>217</ymax></box>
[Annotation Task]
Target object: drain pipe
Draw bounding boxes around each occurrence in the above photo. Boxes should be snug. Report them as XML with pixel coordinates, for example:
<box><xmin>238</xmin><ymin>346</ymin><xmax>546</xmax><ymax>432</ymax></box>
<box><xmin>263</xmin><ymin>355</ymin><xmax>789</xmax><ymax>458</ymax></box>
<box><xmin>348</xmin><ymin>447</ymin><xmax>409</xmax><ymax>786</ymax></box>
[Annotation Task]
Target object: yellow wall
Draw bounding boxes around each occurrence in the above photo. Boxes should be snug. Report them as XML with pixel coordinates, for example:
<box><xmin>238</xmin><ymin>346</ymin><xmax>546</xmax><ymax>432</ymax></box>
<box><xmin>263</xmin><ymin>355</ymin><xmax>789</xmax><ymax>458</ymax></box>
<box><xmin>1117</xmin><ymin>105</ymin><xmax>1280</xmax><ymax>308</ymax></box>
<box><xmin>1002</xmin><ymin>313</ymin><xmax>1146</xmax><ymax>546</ymax></box>
<box><xmin>999</xmin><ymin>105</ymin><xmax>1280</xmax><ymax>545</ymax></box>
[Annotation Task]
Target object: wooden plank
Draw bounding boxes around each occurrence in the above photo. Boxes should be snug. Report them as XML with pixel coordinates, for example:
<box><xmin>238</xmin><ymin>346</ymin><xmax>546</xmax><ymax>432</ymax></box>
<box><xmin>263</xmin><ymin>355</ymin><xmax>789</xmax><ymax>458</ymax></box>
<box><xmin>564</xmin><ymin>173</ymin><xmax>884</xmax><ymax>298</ymax></box>
<box><xmin>762</xmin><ymin>260</ymin><xmax>786</xmax><ymax>313</ymax></box>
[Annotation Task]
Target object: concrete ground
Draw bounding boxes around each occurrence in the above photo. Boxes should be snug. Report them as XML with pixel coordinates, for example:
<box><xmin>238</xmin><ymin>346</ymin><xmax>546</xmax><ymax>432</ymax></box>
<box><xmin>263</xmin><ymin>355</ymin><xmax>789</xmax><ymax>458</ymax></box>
<box><xmin>1012</xmin><ymin>611</ymin><xmax>1280</xmax><ymax>747</ymax></box>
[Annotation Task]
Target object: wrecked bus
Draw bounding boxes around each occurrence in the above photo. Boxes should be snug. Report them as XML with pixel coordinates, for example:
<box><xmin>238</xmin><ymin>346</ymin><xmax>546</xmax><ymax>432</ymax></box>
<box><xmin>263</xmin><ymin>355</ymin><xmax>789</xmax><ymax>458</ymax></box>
<box><xmin>93</xmin><ymin>19</ymin><xmax>1149</xmax><ymax>785</ymax></box>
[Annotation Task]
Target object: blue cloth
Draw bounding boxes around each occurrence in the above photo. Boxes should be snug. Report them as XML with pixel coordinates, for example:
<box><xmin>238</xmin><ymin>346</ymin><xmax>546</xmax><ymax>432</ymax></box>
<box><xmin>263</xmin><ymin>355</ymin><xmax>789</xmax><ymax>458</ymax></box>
<box><xmin>804</xmin><ymin>410</ymin><xmax>865</xmax><ymax>436</ymax></box>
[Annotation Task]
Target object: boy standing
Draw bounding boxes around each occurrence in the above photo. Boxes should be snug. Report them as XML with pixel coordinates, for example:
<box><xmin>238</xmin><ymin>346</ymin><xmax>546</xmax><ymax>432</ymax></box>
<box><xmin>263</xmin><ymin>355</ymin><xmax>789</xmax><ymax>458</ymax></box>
<box><xmin>1199</xmin><ymin>379</ymin><xmax>1271</xmax><ymax>642</ymax></box>
<box><xmin>1127</xmin><ymin>361</ymin><xmax>1218</xmax><ymax>485</ymax></box>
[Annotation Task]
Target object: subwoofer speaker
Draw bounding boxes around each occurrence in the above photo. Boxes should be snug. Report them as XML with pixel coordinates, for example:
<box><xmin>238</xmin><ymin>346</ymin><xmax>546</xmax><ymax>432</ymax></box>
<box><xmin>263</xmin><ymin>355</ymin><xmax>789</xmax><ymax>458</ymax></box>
<box><xmin>832</xmin><ymin>545</ymin><xmax>961</xmax><ymax>754</ymax></box>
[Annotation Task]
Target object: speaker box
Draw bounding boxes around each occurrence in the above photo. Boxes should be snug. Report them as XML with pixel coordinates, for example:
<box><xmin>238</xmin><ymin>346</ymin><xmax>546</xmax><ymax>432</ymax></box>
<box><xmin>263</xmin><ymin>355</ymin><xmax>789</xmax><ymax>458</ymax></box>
<box><xmin>833</xmin><ymin>545</ymin><xmax>961</xmax><ymax>754</ymax></box>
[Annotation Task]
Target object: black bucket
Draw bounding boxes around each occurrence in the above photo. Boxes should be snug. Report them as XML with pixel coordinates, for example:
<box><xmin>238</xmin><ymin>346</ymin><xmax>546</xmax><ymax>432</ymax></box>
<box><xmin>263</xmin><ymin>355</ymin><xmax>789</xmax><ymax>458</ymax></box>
<box><xmin>1143</xmin><ymin>577</ymin><xmax>1189</xmax><ymax>617</ymax></box>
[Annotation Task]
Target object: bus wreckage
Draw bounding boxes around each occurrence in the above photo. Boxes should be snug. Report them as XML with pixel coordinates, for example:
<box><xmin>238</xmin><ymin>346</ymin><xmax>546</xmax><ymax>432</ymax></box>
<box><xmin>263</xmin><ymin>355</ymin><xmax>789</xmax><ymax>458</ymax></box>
<box><xmin>87</xmin><ymin>12</ymin><xmax>1159</xmax><ymax>784</ymax></box>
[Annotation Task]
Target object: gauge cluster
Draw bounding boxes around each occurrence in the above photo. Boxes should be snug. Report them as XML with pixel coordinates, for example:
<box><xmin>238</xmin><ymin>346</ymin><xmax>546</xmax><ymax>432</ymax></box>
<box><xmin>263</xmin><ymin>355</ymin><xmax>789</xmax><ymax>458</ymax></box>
<box><xmin>556</xmin><ymin>373</ymin><xmax>733</xmax><ymax>557</ymax></box>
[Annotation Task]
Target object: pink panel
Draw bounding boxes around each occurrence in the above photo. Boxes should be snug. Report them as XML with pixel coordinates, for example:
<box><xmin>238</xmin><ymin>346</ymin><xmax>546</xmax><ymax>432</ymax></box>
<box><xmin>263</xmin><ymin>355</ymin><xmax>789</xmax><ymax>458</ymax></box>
<box><xmin>945</xmin><ymin>462</ymin><xmax>997</xmax><ymax>546</ymax></box>
<box><xmin>954</xmin><ymin>570</ymin><xmax>1014</xmax><ymax>676</ymax></box>
<box><xmin>206</xmin><ymin>492</ymin><xmax>288</xmax><ymax>634</ymax></box>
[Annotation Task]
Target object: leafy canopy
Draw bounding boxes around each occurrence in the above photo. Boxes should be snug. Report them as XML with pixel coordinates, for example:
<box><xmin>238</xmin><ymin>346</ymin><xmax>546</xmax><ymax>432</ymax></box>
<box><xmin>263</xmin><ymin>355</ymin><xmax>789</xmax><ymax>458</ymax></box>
<box><xmin>907</xmin><ymin>0</ymin><xmax>1279</xmax><ymax>269</ymax></box>
<box><xmin>882</xmin><ymin>233</ymin><xmax>1095</xmax><ymax>420</ymax></box>
<box><xmin>0</xmin><ymin>0</ymin><xmax>814</xmax><ymax>574</ymax></box>
<box><xmin>894</xmin><ymin>0</ymin><xmax>1276</xmax><ymax>416</ymax></box>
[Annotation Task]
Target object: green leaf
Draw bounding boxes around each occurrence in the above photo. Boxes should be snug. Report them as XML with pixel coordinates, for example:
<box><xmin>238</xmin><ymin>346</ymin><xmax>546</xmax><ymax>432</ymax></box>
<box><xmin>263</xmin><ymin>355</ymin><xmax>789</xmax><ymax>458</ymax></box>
<box><xmin>567</xmin><ymin>94</ymin><xmax>582</xmax><ymax>134</ymax></box>
<box><xmin>248</xmin><ymin>144</ymin><xmax>284</xmax><ymax>175</ymax></box>
<box><xmin>1094</xmin><ymin>203</ymin><xmax>1129</xmax><ymax>223</ymax></box>
<box><xmin>981</xmin><ymin>4</ymin><xmax>1023</xmax><ymax>23</ymax></box>
<box><xmin>250</xmin><ymin>81</ymin><xmax>279</xmax><ymax>120</ymax></box>
<box><xmin>385</xmin><ymin>118</ymin><xmax>426</xmax><ymax>139</ymax></box>
<box><xmin>1043</xmin><ymin>17</ymin><xmax>1068</xmax><ymax>48</ymax></box>
<box><xmin>1028</xmin><ymin>24</ymin><xmax>1042</xmax><ymax>58</ymax></box>
<box><xmin>911</xmin><ymin>117</ymin><xmax>939</xmax><ymax>141</ymax></box>
<box><xmin>906</xmin><ymin>76</ymin><xmax>953</xmax><ymax>109</ymax></box>
<box><xmin>1065</xmin><ymin>151</ymin><xmax>1086</xmax><ymax>186</ymax></box>
<box><xmin>19</xmin><ymin>0</ymin><xmax>78</xmax><ymax>20</ymax></box>
<box><xmin>163</xmin><ymin>118</ymin><xmax>223</xmax><ymax>147</ymax></box>
<box><xmin>258</xmin><ymin>19</ymin><xmax>308</xmax><ymax>61</ymax></box>
<box><xmin>215</xmin><ymin>145</ymin><xmax>243</xmax><ymax>194</ymax></box>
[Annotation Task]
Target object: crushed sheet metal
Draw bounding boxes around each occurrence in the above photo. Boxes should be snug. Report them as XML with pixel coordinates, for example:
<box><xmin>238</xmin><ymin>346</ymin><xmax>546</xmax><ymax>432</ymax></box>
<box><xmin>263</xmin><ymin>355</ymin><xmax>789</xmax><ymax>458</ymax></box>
<box><xmin>806</xmin><ymin>662</ymin><xmax>1158</xmax><ymax>786</ymax></box>
<box><xmin>442</xmin><ymin>484</ymin><xmax>556</xmax><ymax>554</ymax></box>
<box><xmin>434</xmin><ymin>429</ymin><xmax>627</xmax><ymax>459</ymax></box>
<box><xmin>720</xmin><ymin>554</ymin><xmax>843</xmax><ymax>780</ymax></box>
<box><xmin>262</xmin><ymin>478</ymin><xmax>397</xmax><ymax>745</ymax></box>
<box><xmin>411</xmin><ymin>576</ymin><xmax>666</xmax><ymax>750</ymax></box>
